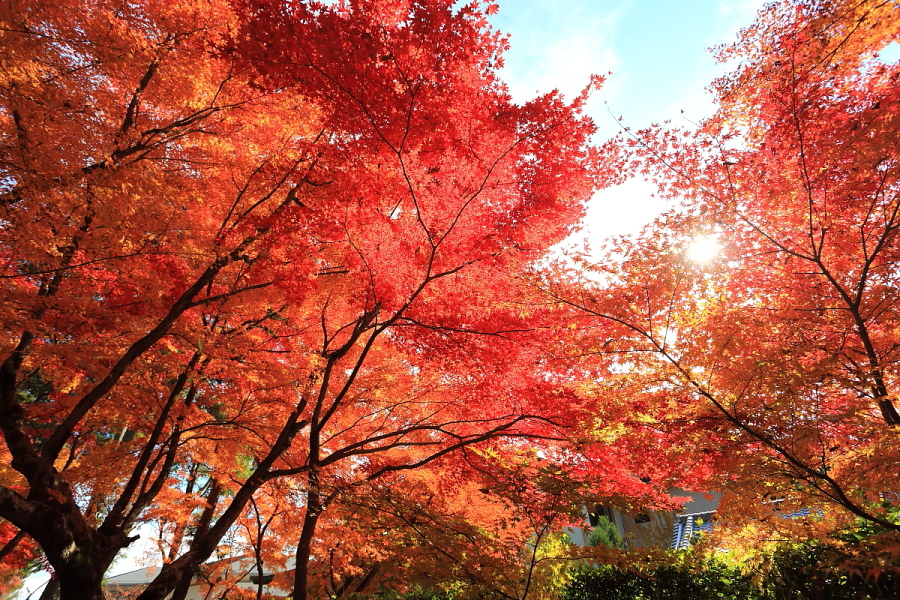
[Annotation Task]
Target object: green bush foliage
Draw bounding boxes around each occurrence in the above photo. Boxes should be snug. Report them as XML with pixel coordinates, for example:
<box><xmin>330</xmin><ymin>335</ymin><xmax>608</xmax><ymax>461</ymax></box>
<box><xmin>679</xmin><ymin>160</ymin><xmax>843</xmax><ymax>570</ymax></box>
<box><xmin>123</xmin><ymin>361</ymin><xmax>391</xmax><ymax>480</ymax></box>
<box><xmin>564</xmin><ymin>542</ymin><xmax>900</xmax><ymax>600</ymax></box>
<box><xmin>759</xmin><ymin>541</ymin><xmax>900</xmax><ymax>600</ymax></box>
<box><xmin>563</xmin><ymin>562</ymin><xmax>757</xmax><ymax>600</ymax></box>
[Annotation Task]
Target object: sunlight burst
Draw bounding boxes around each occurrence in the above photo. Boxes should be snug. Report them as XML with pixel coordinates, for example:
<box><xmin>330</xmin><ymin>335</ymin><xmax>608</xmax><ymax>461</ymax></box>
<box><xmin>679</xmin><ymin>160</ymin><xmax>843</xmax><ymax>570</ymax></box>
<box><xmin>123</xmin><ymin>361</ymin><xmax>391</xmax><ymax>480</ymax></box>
<box><xmin>686</xmin><ymin>234</ymin><xmax>722</xmax><ymax>263</ymax></box>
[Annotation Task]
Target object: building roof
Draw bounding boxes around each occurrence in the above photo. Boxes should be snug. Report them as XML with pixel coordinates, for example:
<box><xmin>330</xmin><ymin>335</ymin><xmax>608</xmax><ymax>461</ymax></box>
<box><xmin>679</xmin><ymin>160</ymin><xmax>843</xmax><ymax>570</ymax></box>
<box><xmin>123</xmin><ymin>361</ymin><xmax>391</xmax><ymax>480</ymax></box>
<box><xmin>106</xmin><ymin>566</ymin><xmax>163</xmax><ymax>586</ymax></box>
<box><xmin>670</xmin><ymin>511</ymin><xmax>715</xmax><ymax>550</ymax></box>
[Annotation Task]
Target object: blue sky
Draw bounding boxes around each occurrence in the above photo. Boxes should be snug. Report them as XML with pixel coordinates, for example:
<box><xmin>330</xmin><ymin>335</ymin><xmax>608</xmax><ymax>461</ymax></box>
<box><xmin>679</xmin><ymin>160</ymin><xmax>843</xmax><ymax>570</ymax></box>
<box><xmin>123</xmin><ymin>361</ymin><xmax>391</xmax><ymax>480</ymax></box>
<box><xmin>489</xmin><ymin>0</ymin><xmax>767</xmax><ymax>246</ymax></box>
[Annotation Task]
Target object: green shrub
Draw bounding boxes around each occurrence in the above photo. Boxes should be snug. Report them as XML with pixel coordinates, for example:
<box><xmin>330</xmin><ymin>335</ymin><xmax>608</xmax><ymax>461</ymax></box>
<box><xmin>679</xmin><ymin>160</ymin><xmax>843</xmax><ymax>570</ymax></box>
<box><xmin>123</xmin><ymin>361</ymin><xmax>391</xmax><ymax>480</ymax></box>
<box><xmin>759</xmin><ymin>541</ymin><xmax>900</xmax><ymax>600</ymax></box>
<box><xmin>564</xmin><ymin>561</ymin><xmax>758</xmax><ymax>600</ymax></box>
<box><xmin>564</xmin><ymin>542</ymin><xmax>900</xmax><ymax>600</ymax></box>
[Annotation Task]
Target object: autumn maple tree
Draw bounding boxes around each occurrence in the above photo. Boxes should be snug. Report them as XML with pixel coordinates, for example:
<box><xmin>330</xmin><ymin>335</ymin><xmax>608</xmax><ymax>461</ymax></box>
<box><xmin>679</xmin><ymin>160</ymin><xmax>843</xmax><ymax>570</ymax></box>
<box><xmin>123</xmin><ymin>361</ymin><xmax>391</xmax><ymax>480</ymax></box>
<box><xmin>0</xmin><ymin>0</ymin><xmax>630</xmax><ymax>598</ymax></box>
<box><xmin>554</xmin><ymin>0</ymin><xmax>900</xmax><ymax>552</ymax></box>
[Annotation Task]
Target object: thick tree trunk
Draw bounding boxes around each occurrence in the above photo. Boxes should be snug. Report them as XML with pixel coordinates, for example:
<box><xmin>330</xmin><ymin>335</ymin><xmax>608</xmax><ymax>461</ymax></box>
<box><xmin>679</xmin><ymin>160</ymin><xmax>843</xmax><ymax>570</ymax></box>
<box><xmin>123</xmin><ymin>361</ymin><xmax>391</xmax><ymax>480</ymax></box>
<box><xmin>291</xmin><ymin>470</ymin><xmax>323</xmax><ymax>600</ymax></box>
<box><xmin>169</xmin><ymin>569</ymin><xmax>196</xmax><ymax>600</ymax></box>
<box><xmin>57</xmin><ymin>584</ymin><xmax>104</xmax><ymax>600</ymax></box>
<box><xmin>51</xmin><ymin>534</ymin><xmax>131</xmax><ymax>600</ymax></box>
<box><xmin>0</xmin><ymin>487</ymin><xmax>133</xmax><ymax>600</ymax></box>
<box><xmin>0</xmin><ymin>494</ymin><xmax>133</xmax><ymax>600</ymax></box>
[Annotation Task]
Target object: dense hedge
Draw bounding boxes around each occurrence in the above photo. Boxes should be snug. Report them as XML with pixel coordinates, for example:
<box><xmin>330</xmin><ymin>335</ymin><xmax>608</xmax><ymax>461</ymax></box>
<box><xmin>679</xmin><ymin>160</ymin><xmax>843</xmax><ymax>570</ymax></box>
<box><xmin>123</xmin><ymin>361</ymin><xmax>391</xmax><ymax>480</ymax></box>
<box><xmin>758</xmin><ymin>542</ymin><xmax>900</xmax><ymax>600</ymax></box>
<box><xmin>563</xmin><ymin>562</ymin><xmax>757</xmax><ymax>600</ymax></box>
<box><xmin>563</xmin><ymin>543</ymin><xmax>900</xmax><ymax>600</ymax></box>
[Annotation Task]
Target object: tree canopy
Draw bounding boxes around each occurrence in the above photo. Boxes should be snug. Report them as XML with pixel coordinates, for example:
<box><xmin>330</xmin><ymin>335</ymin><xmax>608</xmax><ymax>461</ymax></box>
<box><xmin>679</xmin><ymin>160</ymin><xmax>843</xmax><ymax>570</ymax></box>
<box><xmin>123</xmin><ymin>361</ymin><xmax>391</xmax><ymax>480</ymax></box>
<box><xmin>2</xmin><ymin>0</ymin><xmax>900</xmax><ymax>598</ymax></box>
<box><xmin>0</xmin><ymin>0</ymin><xmax>624</xmax><ymax>598</ymax></box>
<box><xmin>557</xmin><ymin>0</ymin><xmax>900</xmax><ymax>550</ymax></box>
